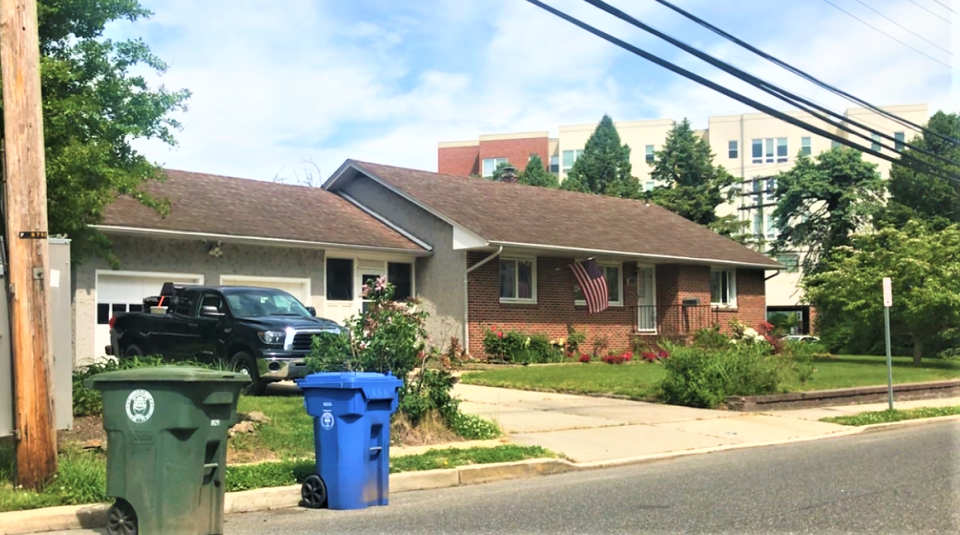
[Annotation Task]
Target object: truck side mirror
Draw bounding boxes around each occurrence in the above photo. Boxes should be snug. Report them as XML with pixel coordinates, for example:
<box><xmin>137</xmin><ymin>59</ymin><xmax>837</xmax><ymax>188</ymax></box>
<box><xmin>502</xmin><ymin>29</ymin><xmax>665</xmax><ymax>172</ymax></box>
<box><xmin>306</xmin><ymin>306</ymin><xmax>317</xmax><ymax>317</ymax></box>
<box><xmin>200</xmin><ymin>305</ymin><xmax>225</xmax><ymax>318</ymax></box>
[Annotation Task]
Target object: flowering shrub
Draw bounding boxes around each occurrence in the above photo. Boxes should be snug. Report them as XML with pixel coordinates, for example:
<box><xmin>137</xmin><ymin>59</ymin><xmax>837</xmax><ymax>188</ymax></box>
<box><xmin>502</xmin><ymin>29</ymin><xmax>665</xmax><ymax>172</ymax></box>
<box><xmin>601</xmin><ymin>351</ymin><xmax>633</xmax><ymax>365</ymax></box>
<box><xmin>579</xmin><ymin>354</ymin><xmax>592</xmax><ymax>364</ymax></box>
<box><xmin>640</xmin><ymin>350</ymin><xmax>669</xmax><ymax>363</ymax></box>
<box><xmin>756</xmin><ymin>322</ymin><xmax>784</xmax><ymax>354</ymax></box>
<box><xmin>729</xmin><ymin>319</ymin><xmax>770</xmax><ymax>348</ymax></box>
<box><xmin>483</xmin><ymin>327</ymin><xmax>563</xmax><ymax>363</ymax></box>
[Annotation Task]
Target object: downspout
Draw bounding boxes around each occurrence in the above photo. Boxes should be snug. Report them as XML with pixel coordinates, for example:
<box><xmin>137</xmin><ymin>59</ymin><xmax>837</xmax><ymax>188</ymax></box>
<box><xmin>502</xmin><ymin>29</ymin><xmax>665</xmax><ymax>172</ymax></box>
<box><xmin>464</xmin><ymin>246</ymin><xmax>502</xmax><ymax>354</ymax></box>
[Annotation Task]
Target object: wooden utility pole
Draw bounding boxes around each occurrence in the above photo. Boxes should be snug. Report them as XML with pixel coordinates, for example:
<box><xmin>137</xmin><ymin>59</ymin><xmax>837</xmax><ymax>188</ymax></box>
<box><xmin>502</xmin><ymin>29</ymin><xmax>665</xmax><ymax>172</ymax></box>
<box><xmin>0</xmin><ymin>0</ymin><xmax>57</xmax><ymax>489</ymax></box>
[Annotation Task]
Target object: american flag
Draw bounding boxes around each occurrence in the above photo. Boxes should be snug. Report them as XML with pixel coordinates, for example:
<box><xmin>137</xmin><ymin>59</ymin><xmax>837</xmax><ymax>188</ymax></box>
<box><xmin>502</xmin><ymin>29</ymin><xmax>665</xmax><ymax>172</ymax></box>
<box><xmin>570</xmin><ymin>259</ymin><xmax>609</xmax><ymax>314</ymax></box>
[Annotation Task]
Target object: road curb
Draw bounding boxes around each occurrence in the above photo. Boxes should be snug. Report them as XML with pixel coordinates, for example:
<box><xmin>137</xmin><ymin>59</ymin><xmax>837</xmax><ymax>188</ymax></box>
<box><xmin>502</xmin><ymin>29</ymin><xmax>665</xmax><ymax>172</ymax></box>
<box><xmin>3</xmin><ymin>416</ymin><xmax>957</xmax><ymax>534</ymax></box>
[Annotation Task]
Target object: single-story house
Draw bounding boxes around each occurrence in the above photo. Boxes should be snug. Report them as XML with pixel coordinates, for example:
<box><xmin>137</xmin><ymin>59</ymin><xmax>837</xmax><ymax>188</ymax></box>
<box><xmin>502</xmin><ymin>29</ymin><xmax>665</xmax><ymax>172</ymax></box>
<box><xmin>323</xmin><ymin>161</ymin><xmax>781</xmax><ymax>355</ymax></box>
<box><xmin>72</xmin><ymin>162</ymin><xmax>780</xmax><ymax>364</ymax></box>
<box><xmin>72</xmin><ymin>170</ymin><xmax>430</xmax><ymax>365</ymax></box>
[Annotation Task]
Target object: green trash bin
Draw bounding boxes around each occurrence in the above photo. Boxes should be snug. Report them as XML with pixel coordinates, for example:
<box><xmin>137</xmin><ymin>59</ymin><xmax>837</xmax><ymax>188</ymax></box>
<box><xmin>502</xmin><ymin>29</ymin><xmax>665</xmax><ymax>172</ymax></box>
<box><xmin>86</xmin><ymin>367</ymin><xmax>249</xmax><ymax>535</ymax></box>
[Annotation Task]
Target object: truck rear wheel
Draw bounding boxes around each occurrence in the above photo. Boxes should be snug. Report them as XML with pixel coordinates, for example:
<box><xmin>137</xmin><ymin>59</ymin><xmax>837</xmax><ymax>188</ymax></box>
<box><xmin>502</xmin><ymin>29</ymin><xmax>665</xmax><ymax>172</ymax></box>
<box><xmin>124</xmin><ymin>344</ymin><xmax>144</xmax><ymax>359</ymax></box>
<box><xmin>229</xmin><ymin>352</ymin><xmax>266</xmax><ymax>396</ymax></box>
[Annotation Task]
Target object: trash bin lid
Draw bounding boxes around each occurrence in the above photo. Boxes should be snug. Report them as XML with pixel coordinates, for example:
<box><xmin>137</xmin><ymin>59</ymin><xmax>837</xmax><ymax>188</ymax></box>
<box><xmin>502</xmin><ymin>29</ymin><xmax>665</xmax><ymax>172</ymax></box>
<box><xmin>298</xmin><ymin>372</ymin><xmax>403</xmax><ymax>399</ymax></box>
<box><xmin>88</xmin><ymin>366</ymin><xmax>250</xmax><ymax>383</ymax></box>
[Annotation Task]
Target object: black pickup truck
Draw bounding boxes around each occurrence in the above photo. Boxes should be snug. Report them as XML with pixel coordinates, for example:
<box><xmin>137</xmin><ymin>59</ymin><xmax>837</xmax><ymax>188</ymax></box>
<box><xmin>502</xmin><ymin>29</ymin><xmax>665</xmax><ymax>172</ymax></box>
<box><xmin>107</xmin><ymin>283</ymin><xmax>341</xmax><ymax>394</ymax></box>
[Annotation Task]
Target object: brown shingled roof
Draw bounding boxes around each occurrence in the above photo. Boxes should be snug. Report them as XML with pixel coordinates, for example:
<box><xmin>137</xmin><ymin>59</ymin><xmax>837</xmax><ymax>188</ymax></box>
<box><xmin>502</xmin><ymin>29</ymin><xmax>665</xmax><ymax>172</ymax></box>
<box><xmin>101</xmin><ymin>169</ymin><xmax>425</xmax><ymax>252</ymax></box>
<box><xmin>345</xmin><ymin>160</ymin><xmax>779</xmax><ymax>268</ymax></box>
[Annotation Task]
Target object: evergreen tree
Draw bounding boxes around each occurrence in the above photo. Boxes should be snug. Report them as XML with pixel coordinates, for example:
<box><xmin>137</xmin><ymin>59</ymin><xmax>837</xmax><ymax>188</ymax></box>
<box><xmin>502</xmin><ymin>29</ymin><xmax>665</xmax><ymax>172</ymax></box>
<box><xmin>560</xmin><ymin>114</ymin><xmax>639</xmax><ymax>198</ymax></box>
<box><xmin>518</xmin><ymin>154</ymin><xmax>559</xmax><ymax>188</ymax></box>
<box><xmin>648</xmin><ymin>119</ymin><xmax>738</xmax><ymax>233</ymax></box>
<box><xmin>490</xmin><ymin>161</ymin><xmax>516</xmax><ymax>182</ymax></box>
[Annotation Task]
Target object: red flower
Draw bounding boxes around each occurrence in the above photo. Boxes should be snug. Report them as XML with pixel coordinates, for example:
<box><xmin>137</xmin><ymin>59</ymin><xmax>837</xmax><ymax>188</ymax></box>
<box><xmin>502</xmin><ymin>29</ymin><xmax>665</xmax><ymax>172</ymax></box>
<box><xmin>497</xmin><ymin>331</ymin><xmax>503</xmax><ymax>338</ymax></box>
<box><xmin>579</xmin><ymin>354</ymin><xmax>591</xmax><ymax>364</ymax></box>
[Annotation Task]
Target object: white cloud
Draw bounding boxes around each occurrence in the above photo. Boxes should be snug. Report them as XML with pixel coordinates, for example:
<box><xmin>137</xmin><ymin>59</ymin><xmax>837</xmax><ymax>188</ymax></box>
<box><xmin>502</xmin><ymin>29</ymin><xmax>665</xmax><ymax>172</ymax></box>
<box><xmin>108</xmin><ymin>0</ymin><xmax>958</xmax><ymax>181</ymax></box>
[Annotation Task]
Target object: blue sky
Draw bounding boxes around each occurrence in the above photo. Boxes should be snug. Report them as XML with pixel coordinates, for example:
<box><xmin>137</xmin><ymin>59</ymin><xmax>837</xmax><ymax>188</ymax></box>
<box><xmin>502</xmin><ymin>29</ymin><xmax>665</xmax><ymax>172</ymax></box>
<box><xmin>105</xmin><ymin>0</ymin><xmax>958</xmax><ymax>181</ymax></box>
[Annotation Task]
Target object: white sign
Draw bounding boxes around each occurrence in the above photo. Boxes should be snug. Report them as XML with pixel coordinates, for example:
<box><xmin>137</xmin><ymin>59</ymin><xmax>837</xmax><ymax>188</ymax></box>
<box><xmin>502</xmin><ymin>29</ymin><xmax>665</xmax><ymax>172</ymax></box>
<box><xmin>883</xmin><ymin>277</ymin><xmax>893</xmax><ymax>307</ymax></box>
<box><xmin>126</xmin><ymin>389</ymin><xmax>155</xmax><ymax>423</ymax></box>
<box><xmin>211</xmin><ymin>419</ymin><xmax>221</xmax><ymax>427</ymax></box>
<box><xmin>50</xmin><ymin>269</ymin><xmax>60</xmax><ymax>288</ymax></box>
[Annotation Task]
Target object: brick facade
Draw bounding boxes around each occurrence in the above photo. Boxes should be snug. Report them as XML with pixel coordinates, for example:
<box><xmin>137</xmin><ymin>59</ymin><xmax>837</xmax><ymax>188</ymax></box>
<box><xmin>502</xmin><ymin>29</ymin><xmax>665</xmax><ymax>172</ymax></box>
<box><xmin>438</xmin><ymin>145</ymin><xmax>480</xmax><ymax>176</ymax></box>
<box><xmin>465</xmin><ymin>254</ymin><xmax>767</xmax><ymax>357</ymax></box>
<box><xmin>439</xmin><ymin>136</ymin><xmax>550</xmax><ymax>177</ymax></box>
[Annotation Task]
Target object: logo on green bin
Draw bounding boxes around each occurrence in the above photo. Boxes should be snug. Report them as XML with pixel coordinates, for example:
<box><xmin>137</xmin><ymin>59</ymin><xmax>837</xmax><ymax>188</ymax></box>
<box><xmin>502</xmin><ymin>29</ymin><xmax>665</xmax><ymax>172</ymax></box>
<box><xmin>125</xmin><ymin>389</ymin><xmax>155</xmax><ymax>423</ymax></box>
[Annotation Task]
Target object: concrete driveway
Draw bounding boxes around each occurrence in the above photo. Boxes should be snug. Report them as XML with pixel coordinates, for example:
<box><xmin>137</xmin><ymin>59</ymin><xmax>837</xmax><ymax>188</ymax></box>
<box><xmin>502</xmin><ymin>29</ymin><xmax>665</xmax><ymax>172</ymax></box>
<box><xmin>454</xmin><ymin>383</ymin><xmax>849</xmax><ymax>462</ymax></box>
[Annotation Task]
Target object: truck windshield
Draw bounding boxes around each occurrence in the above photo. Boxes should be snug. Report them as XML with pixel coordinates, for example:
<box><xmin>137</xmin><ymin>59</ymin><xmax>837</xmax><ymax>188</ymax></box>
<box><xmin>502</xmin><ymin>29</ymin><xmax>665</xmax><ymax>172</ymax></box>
<box><xmin>224</xmin><ymin>289</ymin><xmax>311</xmax><ymax>318</ymax></box>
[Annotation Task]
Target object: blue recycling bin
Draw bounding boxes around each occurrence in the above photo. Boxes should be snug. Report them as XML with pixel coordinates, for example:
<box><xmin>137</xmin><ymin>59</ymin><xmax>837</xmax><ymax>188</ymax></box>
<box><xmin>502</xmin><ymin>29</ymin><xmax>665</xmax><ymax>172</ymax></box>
<box><xmin>297</xmin><ymin>371</ymin><xmax>404</xmax><ymax>510</ymax></box>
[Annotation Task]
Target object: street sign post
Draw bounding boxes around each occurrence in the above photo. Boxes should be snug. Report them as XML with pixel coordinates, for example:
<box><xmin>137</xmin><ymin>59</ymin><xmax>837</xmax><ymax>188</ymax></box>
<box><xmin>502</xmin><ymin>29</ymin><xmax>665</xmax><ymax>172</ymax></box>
<box><xmin>883</xmin><ymin>277</ymin><xmax>893</xmax><ymax>410</ymax></box>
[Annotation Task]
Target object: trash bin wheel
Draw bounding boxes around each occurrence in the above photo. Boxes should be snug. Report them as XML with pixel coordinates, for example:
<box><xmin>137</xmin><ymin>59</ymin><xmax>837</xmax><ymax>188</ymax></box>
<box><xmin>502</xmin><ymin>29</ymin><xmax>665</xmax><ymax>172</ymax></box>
<box><xmin>106</xmin><ymin>499</ymin><xmax>138</xmax><ymax>535</ymax></box>
<box><xmin>229</xmin><ymin>352</ymin><xmax>266</xmax><ymax>396</ymax></box>
<box><xmin>301</xmin><ymin>475</ymin><xmax>327</xmax><ymax>509</ymax></box>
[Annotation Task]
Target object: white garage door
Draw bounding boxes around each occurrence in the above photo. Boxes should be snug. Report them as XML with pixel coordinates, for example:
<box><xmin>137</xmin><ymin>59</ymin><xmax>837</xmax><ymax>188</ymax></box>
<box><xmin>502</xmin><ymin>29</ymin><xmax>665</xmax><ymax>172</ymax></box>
<box><xmin>95</xmin><ymin>271</ymin><xmax>203</xmax><ymax>359</ymax></box>
<box><xmin>219</xmin><ymin>276</ymin><xmax>311</xmax><ymax>305</ymax></box>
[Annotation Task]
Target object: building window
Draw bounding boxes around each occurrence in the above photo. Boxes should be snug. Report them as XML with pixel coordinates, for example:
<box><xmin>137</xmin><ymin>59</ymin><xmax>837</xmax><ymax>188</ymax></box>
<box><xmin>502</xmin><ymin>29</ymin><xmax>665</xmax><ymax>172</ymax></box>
<box><xmin>777</xmin><ymin>254</ymin><xmax>800</xmax><ymax>273</ymax></box>
<box><xmin>728</xmin><ymin>140</ymin><xmax>738</xmax><ymax>159</ymax></box>
<box><xmin>561</xmin><ymin>150</ymin><xmax>583</xmax><ymax>174</ymax></box>
<box><xmin>710</xmin><ymin>269</ymin><xmax>737</xmax><ymax>306</ymax></box>
<box><xmin>482</xmin><ymin>157</ymin><xmax>508</xmax><ymax>178</ymax></box>
<box><xmin>645</xmin><ymin>145</ymin><xmax>655</xmax><ymax>164</ymax></box>
<box><xmin>752</xmin><ymin>138</ymin><xmax>787</xmax><ymax>163</ymax></box>
<box><xmin>753</xmin><ymin>212</ymin><xmax>764</xmax><ymax>236</ymax></box>
<box><xmin>326</xmin><ymin>258</ymin><xmax>354</xmax><ymax>301</ymax></box>
<box><xmin>644</xmin><ymin>181</ymin><xmax>655</xmax><ymax>192</ymax></box>
<box><xmin>574</xmin><ymin>263</ymin><xmax>622</xmax><ymax>306</ymax></box>
<box><xmin>387</xmin><ymin>262</ymin><xmax>413</xmax><ymax>301</ymax></box>
<box><xmin>549</xmin><ymin>155</ymin><xmax>559</xmax><ymax>174</ymax></box>
<box><xmin>765</xmin><ymin>177</ymin><xmax>776</xmax><ymax>202</ymax></box>
<box><xmin>801</xmin><ymin>137</ymin><xmax>811</xmax><ymax>156</ymax></box>
<box><xmin>499</xmin><ymin>258</ymin><xmax>536</xmax><ymax>303</ymax></box>
<box><xmin>894</xmin><ymin>131</ymin><xmax>905</xmax><ymax>151</ymax></box>
<box><xmin>871</xmin><ymin>133</ymin><xmax>881</xmax><ymax>152</ymax></box>
<box><xmin>766</xmin><ymin>213</ymin><xmax>777</xmax><ymax>239</ymax></box>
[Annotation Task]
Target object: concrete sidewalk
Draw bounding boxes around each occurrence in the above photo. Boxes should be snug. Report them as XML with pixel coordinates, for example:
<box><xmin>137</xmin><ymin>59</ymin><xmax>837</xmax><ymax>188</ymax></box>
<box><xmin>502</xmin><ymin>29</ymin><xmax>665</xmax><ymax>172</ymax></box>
<box><xmin>454</xmin><ymin>383</ymin><xmax>960</xmax><ymax>463</ymax></box>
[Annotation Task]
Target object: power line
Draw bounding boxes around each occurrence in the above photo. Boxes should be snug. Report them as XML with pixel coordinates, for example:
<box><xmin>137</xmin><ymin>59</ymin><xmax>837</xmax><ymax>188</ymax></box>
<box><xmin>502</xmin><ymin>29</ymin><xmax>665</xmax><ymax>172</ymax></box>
<box><xmin>578</xmin><ymin>0</ymin><xmax>960</xmax><ymax>174</ymax></box>
<box><xmin>652</xmin><ymin>0</ymin><xmax>960</xmax><ymax>147</ymax></box>
<box><xmin>523</xmin><ymin>0</ymin><xmax>960</xmax><ymax>186</ymax></box>
<box><xmin>819</xmin><ymin>0</ymin><xmax>956</xmax><ymax>70</ymax></box>
<box><xmin>851</xmin><ymin>0</ymin><xmax>953</xmax><ymax>55</ymax></box>
<box><xmin>932</xmin><ymin>0</ymin><xmax>957</xmax><ymax>14</ymax></box>
<box><xmin>910</xmin><ymin>0</ymin><xmax>956</xmax><ymax>21</ymax></box>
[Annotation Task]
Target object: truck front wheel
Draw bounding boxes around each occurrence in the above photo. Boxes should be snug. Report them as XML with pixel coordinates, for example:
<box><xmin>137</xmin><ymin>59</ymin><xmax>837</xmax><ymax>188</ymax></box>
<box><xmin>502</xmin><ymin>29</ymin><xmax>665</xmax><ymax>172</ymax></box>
<box><xmin>229</xmin><ymin>352</ymin><xmax>267</xmax><ymax>396</ymax></box>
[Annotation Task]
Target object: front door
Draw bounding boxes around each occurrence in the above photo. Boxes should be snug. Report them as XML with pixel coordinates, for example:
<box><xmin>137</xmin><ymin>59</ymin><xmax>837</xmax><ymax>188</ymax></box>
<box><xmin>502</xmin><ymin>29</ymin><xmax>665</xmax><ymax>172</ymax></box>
<box><xmin>637</xmin><ymin>266</ymin><xmax>656</xmax><ymax>332</ymax></box>
<box><xmin>359</xmin><ymin>261</ymin><xmax>386</xmax><ymax>314</ymax></box>
<box><xmin>325</xmin><ymin>258</ymin><xmax>356</xmax><ymax>326</ymax></box>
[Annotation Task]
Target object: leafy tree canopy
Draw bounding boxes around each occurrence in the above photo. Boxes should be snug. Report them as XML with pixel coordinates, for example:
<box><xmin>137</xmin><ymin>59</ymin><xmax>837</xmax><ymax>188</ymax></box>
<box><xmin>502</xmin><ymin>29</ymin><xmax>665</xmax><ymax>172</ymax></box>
<box><xmin>1</xmin><ymin>0</ymin><xmax>191</xmax><ymax>266</ymax></box>
<box><xmin>804</xmin><ymin>221</ymin><xmax>960</xmax><ymax>363</ymax></box>
<box><xmin>771</xmin><ymin>147</ymin><xmax>883</xmax><ymax>276</ymax></box>
<box><xmin>490</xmin><ymin>160</ymin><xmax>516</xmax><ymax>182</ymax></box>
<box><xmin>560</xmin><ymin>114</ymin><xmax>639</xmax><ymax>198</ymax></box>
<box><xmin>881</xmin><ymin>110</ymin><xmax>960</xmax><ymax>229</ymax></box>
<box><xmin>648</xmin><ymin>118</ymin><xmax>738</xmax><ymax>233</ymax></box>
<box><xmin>518</xmin><ymin>154</ymin><xmax>558</xmax><ymax>188</ymax></box>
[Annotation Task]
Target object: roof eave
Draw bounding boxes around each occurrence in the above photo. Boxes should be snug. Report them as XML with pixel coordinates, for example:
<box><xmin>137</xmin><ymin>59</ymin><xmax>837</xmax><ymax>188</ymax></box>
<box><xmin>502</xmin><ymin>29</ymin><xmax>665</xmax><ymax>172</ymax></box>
<box><xmin>93</xmin><ymin>225</ymin><xmax>432</xmax><ymax>257</ymax></box>
<box><xmin>486</xmin><ymin>240</ymin><xmax>782</xmax><ymax>270</ymax></box>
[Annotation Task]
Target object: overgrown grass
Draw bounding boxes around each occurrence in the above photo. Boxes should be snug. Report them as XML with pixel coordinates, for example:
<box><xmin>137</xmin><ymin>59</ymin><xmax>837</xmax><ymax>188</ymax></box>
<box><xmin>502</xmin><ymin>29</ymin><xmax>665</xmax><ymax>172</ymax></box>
<box><xmin>460</xmin><ymin>362</ymin><xmax>666</xmax><ymax>401</ymax></box>
<box><xmin>0</xmin><ymin>443</ymin><xmax>108</xmax><ymax>513</ymax></box>
<box><xmin>460</xmin><ymin>356</ymin><xmax>960</xmax><ymax>401</ymax></box>
<box><xmin>821</xmin><ymin>405</ymin><xmax>960</xmax><ymax>426</ymax></box>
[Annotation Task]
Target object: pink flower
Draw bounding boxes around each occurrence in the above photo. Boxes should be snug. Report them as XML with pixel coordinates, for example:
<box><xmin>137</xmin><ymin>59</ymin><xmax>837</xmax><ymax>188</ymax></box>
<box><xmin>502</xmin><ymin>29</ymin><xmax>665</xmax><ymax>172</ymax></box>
<box><xmin>361</xmin><ymin>284</ymin><xmax>370</xmax><ymax>298</ymax></box>
<box><xmin>375</xmin><ymin>276</ymin><xmax>387</xmax><ymax>292</ymax></box>
<box><xmin>497</xmin><ymin>331</ymin><xmax>503</xmax><ymax>339</ymax></box>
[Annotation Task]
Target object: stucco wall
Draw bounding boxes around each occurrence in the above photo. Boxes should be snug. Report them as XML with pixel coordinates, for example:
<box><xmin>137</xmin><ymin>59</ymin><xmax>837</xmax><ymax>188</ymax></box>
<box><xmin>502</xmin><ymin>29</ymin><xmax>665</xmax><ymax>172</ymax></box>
<box><xmin>337</xmin><ymin>176</ymin><xmax>467</xmax><ymax>349</ymax></box>
<box><xmin>72</xmin><ymin>235</ymin><xmax>326</xmax><ymax>365</ymax></box>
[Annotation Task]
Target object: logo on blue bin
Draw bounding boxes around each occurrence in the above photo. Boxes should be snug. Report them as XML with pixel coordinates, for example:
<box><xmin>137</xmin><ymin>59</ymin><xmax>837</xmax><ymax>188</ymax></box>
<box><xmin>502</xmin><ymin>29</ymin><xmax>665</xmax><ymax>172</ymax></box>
<box><xmin>320</xmin><ymin>411</ymin><xmax>335</xmax><ymax>431</ymax></box>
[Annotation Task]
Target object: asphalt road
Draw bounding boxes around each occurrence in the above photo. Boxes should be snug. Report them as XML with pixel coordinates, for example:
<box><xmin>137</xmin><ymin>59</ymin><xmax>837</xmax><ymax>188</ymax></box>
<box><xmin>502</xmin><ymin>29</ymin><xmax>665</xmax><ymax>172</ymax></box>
<box><xmin>226</xmin><ymin>421</ymin><xmax>960</xmax><ymax>535</ymax></box>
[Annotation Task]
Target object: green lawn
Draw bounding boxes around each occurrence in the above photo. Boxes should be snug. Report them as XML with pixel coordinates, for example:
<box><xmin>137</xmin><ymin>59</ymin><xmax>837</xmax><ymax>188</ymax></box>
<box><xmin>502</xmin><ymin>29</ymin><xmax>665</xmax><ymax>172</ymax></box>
<box><xmin>230</xmin><ymin>396</ymin><xmax>316</xmax><ymax>462</ymax></box>
<box><xmin>459</xmin><ymin>356</ymin><xmax>960</xmax><ymax>400</ymax></box>
<box><xmin>821</xmin><ymin>406</ymin><xmax>960</xmax><ymax>426</ymax></box>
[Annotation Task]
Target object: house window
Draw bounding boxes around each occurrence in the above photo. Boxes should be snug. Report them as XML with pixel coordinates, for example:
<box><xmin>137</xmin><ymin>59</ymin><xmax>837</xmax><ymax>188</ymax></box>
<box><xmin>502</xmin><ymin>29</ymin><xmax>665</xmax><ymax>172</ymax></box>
<box><xmin>561</xmin><ymin>150</ymin><xmax>583</xmax><ymax>173</ymax></box>
<box><xmin>801</xmin><ymin>137</ymin><xmax>812</xmax><ymax>156</ymax></box>
<box><xmin>482</xmin><ymin>157</ymin><xmax>508</xmax><ymax>178</ymax></box>
<box><xmin>644</xmin><ymin>181</ymin><xmax>655</xmax><ymax>192</ymax></box>
<box><xmin>549</xmin><ymin>155</ymin><xmax>560</xmax><ymax>174</ymax></box>
<box><xmin>387</xmin><ymin>262</ymin><xmax>413</xmax><ymax>301</ymax></box>
<box><xmin>894</xmin><ymin>131</ymin><xmax>905</xmax><ymax>151</ymax></box>
<box><xmin>326</xmin><ymin>258</ymin><xmax>354</xmax><ymax>301</ymax></box>
<box><xmin>574</xmin><ymin>263</ymin><xmax>622</xmax><ymax>306</ymax></box>
<box><xmin>728</xmin><ymin>140</ymin><xmax>738</xmax><ymax>159</ymax></box>
<box><xmin>777</xmin><ymin>254</ymin><xmax>800</xmax><ymax>273</ymax></box>
<box><xmin>645</xmin><ymin>145</ymin><xmax>655</xmax><ymax>164</ymax></box>
<box><xmin>871</xmin><ymin>133</ymin><xmax>881</xmax><ymax>152</ymax></box>
<box><xmin>710</xmin><ymin>269</ymin><xmax>737</xmax><ymax>306</ymax></box>
<box><xmin>499</xmin><ymin>258</ymin><xmax>536</xmax><ymax>303</ymax></box>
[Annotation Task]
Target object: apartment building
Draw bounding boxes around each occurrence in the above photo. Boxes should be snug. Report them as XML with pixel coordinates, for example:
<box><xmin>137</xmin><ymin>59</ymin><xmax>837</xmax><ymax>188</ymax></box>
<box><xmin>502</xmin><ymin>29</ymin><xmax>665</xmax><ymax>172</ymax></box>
<box><xmin>437</xmin><ymin>103</ymin><xmax>929</xmax><ymax>333</ymax></box>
